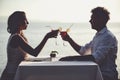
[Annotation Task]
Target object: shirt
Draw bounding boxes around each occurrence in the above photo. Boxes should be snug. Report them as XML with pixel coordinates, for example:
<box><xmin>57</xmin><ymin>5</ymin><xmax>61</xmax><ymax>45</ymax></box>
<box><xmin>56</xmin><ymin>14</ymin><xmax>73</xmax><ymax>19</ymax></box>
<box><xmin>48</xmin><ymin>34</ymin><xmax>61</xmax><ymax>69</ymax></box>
<box><xmin>79</xmin><ymin>27</ymin><xmax>118</xmax><ymax>78</ymax></box>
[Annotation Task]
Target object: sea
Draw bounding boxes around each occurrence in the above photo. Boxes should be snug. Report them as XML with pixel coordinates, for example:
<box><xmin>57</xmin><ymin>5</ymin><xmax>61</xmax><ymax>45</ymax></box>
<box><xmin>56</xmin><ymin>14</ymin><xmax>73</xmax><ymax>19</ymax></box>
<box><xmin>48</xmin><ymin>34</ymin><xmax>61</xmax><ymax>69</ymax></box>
<box><xmin>0</xmin><ymin>22</ymin><xmax>120</xmax><ymax>78</ymax></box>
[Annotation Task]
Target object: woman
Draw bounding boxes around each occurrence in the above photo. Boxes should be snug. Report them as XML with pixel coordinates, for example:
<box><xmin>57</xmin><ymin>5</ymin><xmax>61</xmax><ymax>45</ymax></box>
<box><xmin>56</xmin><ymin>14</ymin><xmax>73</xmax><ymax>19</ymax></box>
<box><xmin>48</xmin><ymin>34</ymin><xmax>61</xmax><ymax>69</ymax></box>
<box><xmin>0</xmin><ymin>11</ymin><xmax>59</xmax><ymax>80</ymax></box>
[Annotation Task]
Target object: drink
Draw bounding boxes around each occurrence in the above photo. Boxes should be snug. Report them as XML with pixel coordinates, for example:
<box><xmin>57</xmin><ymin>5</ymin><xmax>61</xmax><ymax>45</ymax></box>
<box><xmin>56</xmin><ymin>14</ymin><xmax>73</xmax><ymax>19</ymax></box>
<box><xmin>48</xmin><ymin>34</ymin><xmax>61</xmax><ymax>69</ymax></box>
<box><xmin>60</xmin><ymin>31</ymin><xmax>67</xmax><ymax>37</ymax></box>
<box><xmin>60</xmin><ymin>26</ymin><xmax>71</xmax><ymax>37</ymax></box>
<box><xmin>59</xmin><ymin>24</ymin><xmax>73</xmax><ymax>46</ymax></box>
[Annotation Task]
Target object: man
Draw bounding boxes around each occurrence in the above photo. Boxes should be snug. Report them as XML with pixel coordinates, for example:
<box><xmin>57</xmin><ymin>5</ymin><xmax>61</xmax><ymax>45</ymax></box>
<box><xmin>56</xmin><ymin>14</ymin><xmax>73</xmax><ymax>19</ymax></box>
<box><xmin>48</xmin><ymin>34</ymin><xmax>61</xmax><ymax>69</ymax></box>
<box><xmin>60</xmin><ymin>7</ymin><xmax>118</xmax><ymax>80</ymax></box>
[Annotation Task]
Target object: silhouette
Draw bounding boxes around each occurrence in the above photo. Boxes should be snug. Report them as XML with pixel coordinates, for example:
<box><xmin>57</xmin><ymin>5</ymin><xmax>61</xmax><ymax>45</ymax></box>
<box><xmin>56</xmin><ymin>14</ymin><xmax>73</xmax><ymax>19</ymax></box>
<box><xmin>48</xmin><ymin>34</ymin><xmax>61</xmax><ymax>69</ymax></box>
<box><xmin>60</xmin><ymin>7</ymin><xmax>118</xmax><ymax>80</ymax></box>
<box><xmin>0</xmin><ymin>11</ymin><xmax>59</xmax><ymax>80</ymax></box>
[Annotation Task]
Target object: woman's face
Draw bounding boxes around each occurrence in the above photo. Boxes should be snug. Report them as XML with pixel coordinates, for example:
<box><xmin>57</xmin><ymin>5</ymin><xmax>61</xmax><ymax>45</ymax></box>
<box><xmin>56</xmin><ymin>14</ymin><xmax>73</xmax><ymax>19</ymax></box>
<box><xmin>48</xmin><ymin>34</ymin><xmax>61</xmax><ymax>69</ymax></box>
<box><xmin>20</xmin><ymin>19</ymin><xmax>29</xmax><ymax>30</ymax></box>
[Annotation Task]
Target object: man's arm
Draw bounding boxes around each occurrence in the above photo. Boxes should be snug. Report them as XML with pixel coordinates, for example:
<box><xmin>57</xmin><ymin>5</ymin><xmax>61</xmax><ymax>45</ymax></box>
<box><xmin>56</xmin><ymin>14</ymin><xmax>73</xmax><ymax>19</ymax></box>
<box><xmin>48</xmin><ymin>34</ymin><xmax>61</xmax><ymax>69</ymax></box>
<box><xmin>68</xmin><ymin>37</ymin><xmax>81</xmax><ymax>53</ymax></box>
<box><xmin>60</xmin><ymin>33</ymin><xmax>81</xmax><ymax>53</ymax></box>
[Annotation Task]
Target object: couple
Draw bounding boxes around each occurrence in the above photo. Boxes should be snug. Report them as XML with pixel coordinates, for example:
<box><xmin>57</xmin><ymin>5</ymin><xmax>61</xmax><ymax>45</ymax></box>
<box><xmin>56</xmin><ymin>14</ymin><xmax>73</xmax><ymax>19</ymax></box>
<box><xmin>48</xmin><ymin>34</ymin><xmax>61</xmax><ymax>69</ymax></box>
<box><xmin>0</xmin><ymin>7</ymin><xmax>118</xmax><ymax>80</ymax></box>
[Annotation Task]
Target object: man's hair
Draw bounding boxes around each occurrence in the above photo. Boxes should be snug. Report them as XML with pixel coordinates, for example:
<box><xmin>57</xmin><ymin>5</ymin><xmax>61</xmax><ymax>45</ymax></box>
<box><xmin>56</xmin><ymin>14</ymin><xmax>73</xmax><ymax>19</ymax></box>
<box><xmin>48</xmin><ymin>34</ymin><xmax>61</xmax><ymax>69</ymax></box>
<box><xmin>91</xmin><ymin>7</ymin><xmax>110</xmax><ymax>23</ymax></box>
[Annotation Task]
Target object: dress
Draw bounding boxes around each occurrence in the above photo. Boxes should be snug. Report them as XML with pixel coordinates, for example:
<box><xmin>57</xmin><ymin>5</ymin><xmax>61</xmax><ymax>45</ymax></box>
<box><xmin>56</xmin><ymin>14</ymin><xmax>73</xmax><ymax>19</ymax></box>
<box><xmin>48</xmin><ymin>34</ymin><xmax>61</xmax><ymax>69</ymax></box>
<box><xmin>0</xmin><ymin>33</ymin><xmax>27</xmax><ymax>80</ymax></box>
<box><xmin>79</xmin><ymin>27</ymin><xmax>118</xmax><ymax>80</ymax></box>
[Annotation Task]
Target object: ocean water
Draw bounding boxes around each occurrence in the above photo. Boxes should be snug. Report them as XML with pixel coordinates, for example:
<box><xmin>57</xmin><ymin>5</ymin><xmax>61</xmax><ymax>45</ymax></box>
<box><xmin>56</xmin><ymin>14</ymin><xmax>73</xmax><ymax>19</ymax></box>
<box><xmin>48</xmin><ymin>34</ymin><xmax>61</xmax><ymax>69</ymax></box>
<box><xmin>0</xmin><ymin>22</ymin><xmax>120</xmax><ymax>78</ymax></box>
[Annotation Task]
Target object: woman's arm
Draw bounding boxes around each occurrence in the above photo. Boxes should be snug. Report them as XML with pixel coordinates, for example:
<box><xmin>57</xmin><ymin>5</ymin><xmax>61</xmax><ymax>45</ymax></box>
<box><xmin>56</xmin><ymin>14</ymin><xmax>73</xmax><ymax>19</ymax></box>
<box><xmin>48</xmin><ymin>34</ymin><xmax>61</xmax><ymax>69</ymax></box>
<box><xmin>10</xmin><ymin>30</ymin><xmax>59</xmax><ymax>57</ymax></box>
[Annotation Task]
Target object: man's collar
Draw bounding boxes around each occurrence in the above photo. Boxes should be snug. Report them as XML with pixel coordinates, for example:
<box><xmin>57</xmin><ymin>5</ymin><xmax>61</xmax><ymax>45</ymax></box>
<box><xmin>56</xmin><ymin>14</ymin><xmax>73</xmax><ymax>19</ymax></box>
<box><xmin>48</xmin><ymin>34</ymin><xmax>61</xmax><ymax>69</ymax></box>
<box><xmin>96</xmin><ymin>27</ymin><xmax>107</xmax><ymax>35</ymax></box>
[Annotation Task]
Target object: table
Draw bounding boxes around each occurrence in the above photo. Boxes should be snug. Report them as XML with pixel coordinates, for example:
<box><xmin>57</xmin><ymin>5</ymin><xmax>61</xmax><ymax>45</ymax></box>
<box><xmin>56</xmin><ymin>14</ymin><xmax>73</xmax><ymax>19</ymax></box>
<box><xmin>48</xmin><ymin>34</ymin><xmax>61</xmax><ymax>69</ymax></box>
<box><xmin>14</xmin><ymin>61</ymin><xmax>103</xmax><ymax>80</ymax></box>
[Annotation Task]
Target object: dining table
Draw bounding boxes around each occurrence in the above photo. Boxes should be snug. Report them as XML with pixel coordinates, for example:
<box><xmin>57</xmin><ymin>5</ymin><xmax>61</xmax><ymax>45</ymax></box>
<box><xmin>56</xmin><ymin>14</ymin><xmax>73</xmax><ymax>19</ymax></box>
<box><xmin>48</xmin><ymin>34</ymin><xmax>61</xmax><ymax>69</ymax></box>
<box><xmin>14</xmin><ymin>58</ymin><xmax>103</xmax><ymax>80</ymax></box>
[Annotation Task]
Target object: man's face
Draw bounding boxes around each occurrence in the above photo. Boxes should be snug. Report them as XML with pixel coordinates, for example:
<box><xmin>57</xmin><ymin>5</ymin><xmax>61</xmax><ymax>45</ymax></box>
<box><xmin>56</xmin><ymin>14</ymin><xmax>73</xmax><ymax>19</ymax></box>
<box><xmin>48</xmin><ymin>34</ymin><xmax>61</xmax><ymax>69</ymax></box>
<box><xmin>89</xmin><ymin>14</ymin><xmax>97</xmax><ymax>30</ymax></box>
<box><xmin>89</xmin><ymin>14</ymin><xmax>105</xmax><ymax>31</ymax></box>
<box><xmin>89</xmin><ymin>14</ymin><xmax>101</xmax><ymax>31</ymax></box>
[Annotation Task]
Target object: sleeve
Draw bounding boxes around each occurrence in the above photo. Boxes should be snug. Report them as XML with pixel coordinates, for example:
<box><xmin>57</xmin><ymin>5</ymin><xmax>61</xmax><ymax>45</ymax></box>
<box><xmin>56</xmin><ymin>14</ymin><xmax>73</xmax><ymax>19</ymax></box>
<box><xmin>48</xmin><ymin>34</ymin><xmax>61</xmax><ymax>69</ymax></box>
<box><xmin>79</xmin><ymin>41</ymin><xmax>92</xmax><ymax>55</ymax></box>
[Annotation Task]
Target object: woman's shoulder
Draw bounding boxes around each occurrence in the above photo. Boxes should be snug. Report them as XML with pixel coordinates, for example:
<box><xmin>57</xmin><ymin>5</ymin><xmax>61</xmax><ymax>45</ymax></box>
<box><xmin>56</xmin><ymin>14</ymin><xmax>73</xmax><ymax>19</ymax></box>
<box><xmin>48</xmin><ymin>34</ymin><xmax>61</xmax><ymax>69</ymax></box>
<box><xmin>10</xmin><ymin>33</ymin><xmax>20</xmax><ymax>38</ymax></box>
<box><xmin>10</xmin><ymin>34</ymin><xmax>21</xmax><ymax>40</ymax></box>
<box><xmin>9</xmin><ymin>34</ymin><xmax>23</xmax><ymax>48</ymax></box>
<box><xmin>11</xmin><ymin>33</ymin><xmax>28</xmax><ymax>44</ymax></box>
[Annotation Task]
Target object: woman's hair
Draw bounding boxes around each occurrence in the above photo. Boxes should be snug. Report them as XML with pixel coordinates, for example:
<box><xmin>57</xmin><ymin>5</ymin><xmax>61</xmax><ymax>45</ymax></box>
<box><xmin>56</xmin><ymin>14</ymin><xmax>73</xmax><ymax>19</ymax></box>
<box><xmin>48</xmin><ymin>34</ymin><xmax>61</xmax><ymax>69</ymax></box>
<box><xmin>7</xmin><ymin>11</ymin><xmax>27</xmax><ymax>34</ymax></box>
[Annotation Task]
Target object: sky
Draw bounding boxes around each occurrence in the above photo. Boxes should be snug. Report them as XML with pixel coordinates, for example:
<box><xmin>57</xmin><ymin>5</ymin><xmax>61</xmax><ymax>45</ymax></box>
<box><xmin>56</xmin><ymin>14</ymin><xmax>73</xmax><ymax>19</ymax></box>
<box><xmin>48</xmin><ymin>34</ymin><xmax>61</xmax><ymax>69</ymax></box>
<box><xmin>0</xmin><ymin>0</ymin><xmax>120</xmax><ymax>22</ymax></box>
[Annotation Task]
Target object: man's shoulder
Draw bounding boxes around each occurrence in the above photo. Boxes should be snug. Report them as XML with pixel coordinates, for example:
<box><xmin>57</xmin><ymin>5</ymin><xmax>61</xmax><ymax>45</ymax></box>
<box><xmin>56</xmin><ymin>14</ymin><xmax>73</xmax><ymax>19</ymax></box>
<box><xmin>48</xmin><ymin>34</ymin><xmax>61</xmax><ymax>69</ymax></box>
<box><xmin>105</xmin><ymin>29</ymin><xmax>115</xmax><ymax>38</ymax></box>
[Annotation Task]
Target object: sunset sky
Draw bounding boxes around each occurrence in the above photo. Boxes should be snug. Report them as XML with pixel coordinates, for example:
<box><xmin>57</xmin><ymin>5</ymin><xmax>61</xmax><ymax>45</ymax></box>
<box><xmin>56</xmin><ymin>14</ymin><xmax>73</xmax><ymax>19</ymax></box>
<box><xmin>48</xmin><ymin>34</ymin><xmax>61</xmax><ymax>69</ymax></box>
<box><xmin>0</xmin><ymin>0</ymin><xmax>120</xmax><ymax>22</ymax></box>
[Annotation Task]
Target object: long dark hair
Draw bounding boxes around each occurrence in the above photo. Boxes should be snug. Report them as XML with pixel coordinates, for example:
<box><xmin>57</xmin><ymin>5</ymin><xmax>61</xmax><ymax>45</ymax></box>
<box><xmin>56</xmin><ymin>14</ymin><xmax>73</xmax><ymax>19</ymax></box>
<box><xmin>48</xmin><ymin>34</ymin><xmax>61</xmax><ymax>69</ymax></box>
<box><xmin>7</xmin><ymin>11</ymin><xmax>26</xmax><ymax>34</ymax></box>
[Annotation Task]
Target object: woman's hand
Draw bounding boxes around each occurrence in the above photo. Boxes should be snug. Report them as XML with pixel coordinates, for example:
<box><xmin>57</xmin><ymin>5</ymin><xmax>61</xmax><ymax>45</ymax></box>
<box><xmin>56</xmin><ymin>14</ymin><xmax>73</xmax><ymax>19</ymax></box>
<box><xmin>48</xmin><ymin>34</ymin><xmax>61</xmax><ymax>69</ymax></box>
<box><xmin>46</xmin><ymin>29</ymin><xmax>59</xmax><ymax>38</ymax></box>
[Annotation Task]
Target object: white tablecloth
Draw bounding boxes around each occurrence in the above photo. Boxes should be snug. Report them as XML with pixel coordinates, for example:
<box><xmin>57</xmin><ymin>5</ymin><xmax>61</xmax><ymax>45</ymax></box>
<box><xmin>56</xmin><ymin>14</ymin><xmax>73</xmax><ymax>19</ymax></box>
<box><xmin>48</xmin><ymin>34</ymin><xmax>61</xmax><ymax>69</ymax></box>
<box><xmin>14</xmin><ymin>61</ymin><xmax>103</xmax><ymax>80</ymax></box>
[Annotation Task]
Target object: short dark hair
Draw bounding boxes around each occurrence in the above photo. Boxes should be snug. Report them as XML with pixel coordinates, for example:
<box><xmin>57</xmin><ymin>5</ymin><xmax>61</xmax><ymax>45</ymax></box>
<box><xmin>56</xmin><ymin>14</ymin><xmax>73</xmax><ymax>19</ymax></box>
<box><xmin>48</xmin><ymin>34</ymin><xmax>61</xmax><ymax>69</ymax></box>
<box><xmin>91</xmin><ymin>7</ymin><xmax>110</xmax><ymax>24</ymax></box>
<box><xmin>7</xmin><ymin>11</ymin><xmax>26</xmax><ymax>34</ymax></box>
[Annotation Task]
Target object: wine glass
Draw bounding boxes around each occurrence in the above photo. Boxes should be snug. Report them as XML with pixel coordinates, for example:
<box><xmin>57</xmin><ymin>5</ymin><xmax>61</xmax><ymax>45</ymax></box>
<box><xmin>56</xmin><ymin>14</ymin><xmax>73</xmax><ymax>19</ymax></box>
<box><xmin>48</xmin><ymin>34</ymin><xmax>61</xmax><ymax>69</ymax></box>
<box><xmin>60</xmin><ymin>31</ymin><xmax>67</xmax><ymax>46</ymax></box>
<box><xmin>60</xmin><ymin>24</ymin><xmax>73</xmax><ymax>46</ymax></box>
